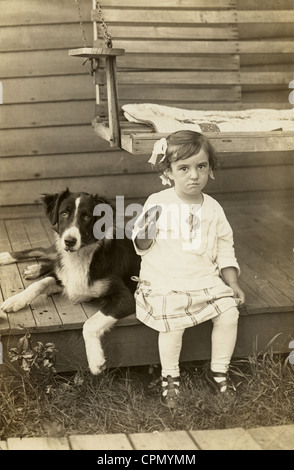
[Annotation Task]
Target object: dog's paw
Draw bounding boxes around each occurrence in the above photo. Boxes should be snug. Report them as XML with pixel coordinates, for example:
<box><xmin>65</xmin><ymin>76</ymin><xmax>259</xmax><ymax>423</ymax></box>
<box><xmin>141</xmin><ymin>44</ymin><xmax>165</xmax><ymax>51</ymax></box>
<box><xmin>0</xmin><ymin>252</ymin><xmax>14</xmax><ymax>266</ymax></box>
<box><xmin>1</xmin><ymin>294</ymin><xmax>28</xmax><ymax>313</ymax></box>
<box><xmin>23</xmin><ymin>264</ymin><xmax>41</xmax><ymax>280</ymax></box>
<box><xmin>88</xmin><ymin>357</ymin><xmax>107</xmax><ymax>375</ymax></box>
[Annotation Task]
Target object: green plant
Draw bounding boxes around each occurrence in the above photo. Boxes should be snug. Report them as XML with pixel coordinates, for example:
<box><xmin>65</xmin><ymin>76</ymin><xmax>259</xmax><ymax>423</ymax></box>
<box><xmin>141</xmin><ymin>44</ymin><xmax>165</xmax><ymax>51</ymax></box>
<box><xmin>9</xmin><ymin>333</ymin><xmax>57</xmax><ymax>375</ymax></box>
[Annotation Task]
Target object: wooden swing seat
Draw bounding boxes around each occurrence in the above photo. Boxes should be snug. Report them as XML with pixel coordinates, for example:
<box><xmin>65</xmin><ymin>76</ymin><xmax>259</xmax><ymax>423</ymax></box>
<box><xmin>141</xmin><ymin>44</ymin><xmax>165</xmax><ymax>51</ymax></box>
<box><xmin>69</xmin><ymin>1</ymin><xmax>294</xmax><ymax>156</ymax></box>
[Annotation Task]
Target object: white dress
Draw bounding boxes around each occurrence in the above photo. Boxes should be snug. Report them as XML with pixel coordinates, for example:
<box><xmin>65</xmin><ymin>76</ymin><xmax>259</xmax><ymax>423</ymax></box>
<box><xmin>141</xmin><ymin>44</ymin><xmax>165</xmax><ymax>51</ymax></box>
<box><xmin>132</xmin><ymin>188</ymin><xmax>240</xmax><ymax>332</ymax></box>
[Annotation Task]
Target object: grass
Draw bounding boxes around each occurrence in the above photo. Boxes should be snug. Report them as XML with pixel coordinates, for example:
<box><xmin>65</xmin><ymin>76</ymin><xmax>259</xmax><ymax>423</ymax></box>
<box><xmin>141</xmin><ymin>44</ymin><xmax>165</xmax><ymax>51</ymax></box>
<box><xmin>1</xmin><ymin>336</ymin><xmax>294</xmax><ymax>440</ymax></box>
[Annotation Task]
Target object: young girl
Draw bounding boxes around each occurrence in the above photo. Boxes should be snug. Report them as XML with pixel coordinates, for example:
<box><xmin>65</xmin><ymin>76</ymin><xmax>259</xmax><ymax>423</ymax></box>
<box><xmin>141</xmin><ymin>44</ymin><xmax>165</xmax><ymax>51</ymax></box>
<box><xmin>132</xmin><ymin>130</ymin><xmax>245</xmax><ymax>409</ymax></box>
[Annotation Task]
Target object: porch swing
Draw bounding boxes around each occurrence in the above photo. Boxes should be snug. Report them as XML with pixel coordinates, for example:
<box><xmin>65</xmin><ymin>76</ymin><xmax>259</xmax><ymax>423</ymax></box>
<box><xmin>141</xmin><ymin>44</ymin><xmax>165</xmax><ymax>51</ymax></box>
<box><xmin>69</xmin><ymin>0</ymin><xmax>294</xmax><ymax>156</ymax></box>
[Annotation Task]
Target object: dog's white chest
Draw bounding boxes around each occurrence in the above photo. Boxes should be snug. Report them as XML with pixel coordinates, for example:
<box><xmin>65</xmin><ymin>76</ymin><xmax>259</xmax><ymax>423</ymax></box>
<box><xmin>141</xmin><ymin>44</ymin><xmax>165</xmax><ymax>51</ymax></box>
<box><xmin>57</xmin><ymin>250</ymin><xmax>105</xmax><ymax>303</ymax></box>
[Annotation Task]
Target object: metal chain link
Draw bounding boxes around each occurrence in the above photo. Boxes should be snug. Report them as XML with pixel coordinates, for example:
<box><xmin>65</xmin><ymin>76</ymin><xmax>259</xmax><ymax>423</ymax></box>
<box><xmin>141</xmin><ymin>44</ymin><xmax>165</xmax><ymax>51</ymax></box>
<box><xmin>74</xmin><ymin>0</ymin><xmax>88</xmax><ymax>47</ymax></box>
<box><xmin>74</xmin><ymin>0</ymin><xmax>113</xmax><ymax>48</ymax></box>
<box><xmin>95</xmin><ymin>0</ymin><xmax>113</xmax><ymax>48</ymax></box>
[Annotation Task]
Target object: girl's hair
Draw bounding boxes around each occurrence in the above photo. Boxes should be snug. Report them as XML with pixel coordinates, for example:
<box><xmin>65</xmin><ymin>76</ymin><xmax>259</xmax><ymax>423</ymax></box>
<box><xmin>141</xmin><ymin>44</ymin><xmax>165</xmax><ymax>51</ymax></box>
<box><xmin>158</xmin><ymin>130</ymin><xmax>219</xmax><ymax>175</ymax></box>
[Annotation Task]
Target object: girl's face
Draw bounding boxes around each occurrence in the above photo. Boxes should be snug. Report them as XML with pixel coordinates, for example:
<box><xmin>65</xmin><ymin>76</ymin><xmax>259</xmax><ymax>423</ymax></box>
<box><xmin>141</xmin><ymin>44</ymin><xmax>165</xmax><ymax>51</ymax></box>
<box><xmin>166</xmin><ymin>147</ymin><xmax>210</xmax><ymax>202</ymax></box>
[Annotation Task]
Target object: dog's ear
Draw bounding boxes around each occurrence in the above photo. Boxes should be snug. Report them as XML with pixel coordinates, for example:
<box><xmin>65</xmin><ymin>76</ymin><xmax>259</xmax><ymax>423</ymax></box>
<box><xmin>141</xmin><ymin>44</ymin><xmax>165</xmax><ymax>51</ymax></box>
<box><xmin>42</xmin><ymin>188</ymin><xmax>70</xmax><ymax>230</ymax></box>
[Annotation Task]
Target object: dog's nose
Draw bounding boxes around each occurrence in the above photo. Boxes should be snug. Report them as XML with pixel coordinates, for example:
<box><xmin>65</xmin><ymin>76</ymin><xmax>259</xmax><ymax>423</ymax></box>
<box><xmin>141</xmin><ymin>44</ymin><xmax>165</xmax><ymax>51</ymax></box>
<box><xmin>64</xmin><ymin>237</ymin><xmax>77</xmax><ymax>248</ymax></box>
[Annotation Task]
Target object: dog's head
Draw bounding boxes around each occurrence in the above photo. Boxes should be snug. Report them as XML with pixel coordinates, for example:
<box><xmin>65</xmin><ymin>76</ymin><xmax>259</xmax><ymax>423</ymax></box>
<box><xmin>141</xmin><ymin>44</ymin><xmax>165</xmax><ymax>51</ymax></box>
<box><xmin>42</xmin><ymin>189</ymin><xmax>115</xmax><ymax>252</ymax></box>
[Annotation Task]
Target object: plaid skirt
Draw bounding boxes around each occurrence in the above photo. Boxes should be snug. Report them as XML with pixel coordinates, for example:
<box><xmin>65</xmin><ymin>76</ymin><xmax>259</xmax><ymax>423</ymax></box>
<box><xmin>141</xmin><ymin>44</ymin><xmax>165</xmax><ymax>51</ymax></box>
<box><xmin>134</xmin><ymin>281</ymin><xmax>239</xmax><ymax>332</ymax></box>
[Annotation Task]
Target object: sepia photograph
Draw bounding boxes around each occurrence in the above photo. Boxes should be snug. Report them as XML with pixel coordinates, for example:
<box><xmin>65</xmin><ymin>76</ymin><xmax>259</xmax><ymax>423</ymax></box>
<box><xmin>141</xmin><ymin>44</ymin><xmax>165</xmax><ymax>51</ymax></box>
<box><xmin>0</xmin><ymin>0</ymin><xmax>294</xmax><ymax>454</ymax></box>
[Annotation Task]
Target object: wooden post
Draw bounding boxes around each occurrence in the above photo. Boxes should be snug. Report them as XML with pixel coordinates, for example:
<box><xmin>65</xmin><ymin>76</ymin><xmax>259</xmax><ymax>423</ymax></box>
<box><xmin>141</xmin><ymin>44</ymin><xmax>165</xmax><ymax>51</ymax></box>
<box><xmin>105</xmin><ymin>55</ymin><xmax>121</xmax><ymax>147</ymax></box>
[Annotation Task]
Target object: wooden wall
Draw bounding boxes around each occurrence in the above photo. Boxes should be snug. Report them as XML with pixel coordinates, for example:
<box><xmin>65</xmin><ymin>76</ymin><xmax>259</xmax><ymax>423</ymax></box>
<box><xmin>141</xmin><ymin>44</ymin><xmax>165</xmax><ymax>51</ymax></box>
<box><xmin>0</xmin><ymin>0</ymin><xmax>293</xmax><ymax>212</ymax></box>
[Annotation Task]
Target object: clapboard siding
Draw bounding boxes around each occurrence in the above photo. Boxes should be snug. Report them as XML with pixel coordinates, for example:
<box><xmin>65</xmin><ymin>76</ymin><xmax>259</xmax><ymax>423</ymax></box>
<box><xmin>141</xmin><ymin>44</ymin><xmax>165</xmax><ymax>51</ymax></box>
<box><xmin>2</xmin><ymin>164</ymin><xmax>294</xmax><ymax>207</ymax></box>
<box><xmin>0</xmin><ymin>0</ymin><xmax>293</xmax><ymax>208</ymax></box>
<box><xmin>0</xmin><ymin>0</ymin><xmax>91</xmax><ymax>26</ymax></box>
<box><xmin>0</xmin><ymin>24</ymin><xmax>93</xmax><ymax>52</ymax></box>
<box><xmin>0</xmin><ymin>102</ymin><xmax>95</xmax><ymax>129</ymax></box>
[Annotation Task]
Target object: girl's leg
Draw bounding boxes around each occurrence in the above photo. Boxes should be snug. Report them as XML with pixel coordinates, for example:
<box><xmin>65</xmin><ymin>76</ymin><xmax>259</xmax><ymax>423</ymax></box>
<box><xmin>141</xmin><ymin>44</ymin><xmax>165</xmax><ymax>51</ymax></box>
<box><xmin>158</xmin><ymin>329</ymin><xmax>185</xmax><ymax>378</ymax></box>
<box><xmin>158</xmin><ymin>329</ymin><xmax>185</xmax><ymax>408</ymax></box>
<box><xmin>209</xmin><ymin>306</ymin><xmax>239</xmax><ymax>393</ymax></box>
<box><xmin>211</xmin><ymin>306</ymin><xmax>239</xmax><ymax>373</ymax></box>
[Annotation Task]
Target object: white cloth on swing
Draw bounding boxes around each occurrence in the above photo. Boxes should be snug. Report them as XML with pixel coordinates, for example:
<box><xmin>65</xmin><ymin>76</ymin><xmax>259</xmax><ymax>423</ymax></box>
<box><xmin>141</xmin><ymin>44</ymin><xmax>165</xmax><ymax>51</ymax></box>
<box><xmin>122</xmin><ymin>103</ymin><xmax>294</xmax><ymax>133</ymax></box>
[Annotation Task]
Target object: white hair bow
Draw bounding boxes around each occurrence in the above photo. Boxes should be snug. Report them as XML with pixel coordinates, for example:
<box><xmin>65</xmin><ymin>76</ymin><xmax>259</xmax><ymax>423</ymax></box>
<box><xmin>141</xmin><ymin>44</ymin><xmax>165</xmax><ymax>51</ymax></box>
<box><xmin>148</xmin><ymin>138</ymin><xmax>171</xmax><ymax>186</ymax></box>
<box><xmin>148</xmin><ymin>138</ymin><xmax>168</xmax><ymax>165</ymax></box>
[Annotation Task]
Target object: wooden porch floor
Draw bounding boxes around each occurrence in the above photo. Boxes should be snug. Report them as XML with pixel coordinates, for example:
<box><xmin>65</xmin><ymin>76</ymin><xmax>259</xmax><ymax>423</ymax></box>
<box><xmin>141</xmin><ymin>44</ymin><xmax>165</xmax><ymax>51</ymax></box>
<box><xmin>1</xmin><ymin>191</ymin><xmax>294</xmax><ymax>372</ymax></box>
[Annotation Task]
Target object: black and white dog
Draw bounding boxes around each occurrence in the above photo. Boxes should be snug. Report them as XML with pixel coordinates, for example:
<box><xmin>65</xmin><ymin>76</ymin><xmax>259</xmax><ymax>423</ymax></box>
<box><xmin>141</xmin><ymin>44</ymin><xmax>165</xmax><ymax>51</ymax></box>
<box><xmin>0</xmin><ymin>189</ymin><xmax>141</xmax><ymax>374</ymax></box>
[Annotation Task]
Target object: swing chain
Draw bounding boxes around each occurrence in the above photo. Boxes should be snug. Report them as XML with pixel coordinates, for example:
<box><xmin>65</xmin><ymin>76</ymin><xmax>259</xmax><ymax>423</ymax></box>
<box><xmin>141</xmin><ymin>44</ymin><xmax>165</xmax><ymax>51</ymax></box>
<box><xmin>74</xmin><ymin>0</ymin><xmax>88</xmax><ymax>47</ymax></box>
<box><xmin>95</xmin><ymin>0</ymin><xmax>113</xmax><ymax>48</ymax></box>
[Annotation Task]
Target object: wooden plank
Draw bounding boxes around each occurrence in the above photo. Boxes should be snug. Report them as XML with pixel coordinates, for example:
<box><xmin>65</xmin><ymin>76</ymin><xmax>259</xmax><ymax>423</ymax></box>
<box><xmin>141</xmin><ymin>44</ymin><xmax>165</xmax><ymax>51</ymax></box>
<box><xmin>241</xmin><ymin>53</ymin><xmax>294</xmax><ymax>67</ymax></box>
<box><xmin>105</xmin><ymin>56</ymin><xmax>121</xmax><ymax>147</ymax></box>
<box><xmin>239</xmin><ymin>40</ymin><xmax>294</xmax><ymax>54</ymax></box>
<box><xmin>0</xmin><ymin>126</ymin><xmax>111</xmax><ymax>157</ymax></box>
<box><xmin>40</xmin><ymin>218</ymin><xmax>57</xmax><ymax>246</ymax></box>
<box><xmin>241</xmin><ymin>63</ymin><xmax>294</xmax><ymax>74</ymax></box>
<box><xmin>117</xmin><ymin>54</ymin><xmax>240</xmax><ymax>71</ymax></box>
<box><xmin>69</xmin><ymin>47</ymin><xmax>125</xmax><ymax>58</ymax></box>
<box><xmin>4</xmin><ymin>219</ymin><xmax>63</xmax><ymax>331</ymax></box>
<box><xmin>189</xmin><ymin>428</ymin><xmax>262</xmax><ymax>450</ymax></box>
<box><xmin>237</xmin><ymin>10</ymin><xmax>294</xmax><ymax>23</ymax></box>
<box><xmin>238</xmin><ymin>0</ymin><xmax>293</xmax><ymax>9</ymax></box>
<box><xmin>0</xmin><ymin>175</ymin><xmax>158</xmax><ymax>206</ymax></box>
<box><xmin>0</xmin><ymin>0</ymin><xmax>91</xmax><ymax>26</ymax></box>
<box><xmin>239</xmin><ymin>23</ymin><xmax>294</xmax><ymax>40</ymax></box>
<box><xmin>69</xmin><ymin>434</ymin><xmax>133</xmax><ymax>450</ymax></box>
<box><xmin>7</xmin><ymin>162</ymin><xmax>294</xmax><ymax>206</ymax></box>
<box><xmin>0</xmin><ymin>101</ymin><xmax>94</xmax><ymax>129</ymax></box>
<box><xmin>99</xmin><ymin>0</ymin><xmax>237</xmax><ymax>7</ymax></box>
<box><xmin>0</xmin><ymin>24</ymin><xmax>238</xmax><ymax>52</ymax></box>
<box><xmin>247</xmin><ymin>425</ymin><xmax>294</xmax><ymax>451</ymax></box>
<box><xmin>111</xmin><ymin>39</ymin><xmax>294</xmax><ymax>56</ymax></box>
<box><xmin>233</xmin><ymin>257</ymin><xmax>293</xmax><ymax>312</ymax></box>
<box><xmin>111</xmin><ymin>71</ymin><xmax>241</xmax><ymax>86</ymax></box>
<box><xmin>0</xmin><ymin>220</ymin><xmax>37</xmax><ymax>332</ymax></box>
<box><xmin>0</xmin><ymin>151</ymin><xmax>143</xmax><ymax>182</ymax></box>
<box><xmin>1</xmin><ymin>75</ymin><xmax>94</xmax><ymax>105</ymax></box>
<box><xmin>242</xmin><ymin>89</ymin><xmax>291</xmax><ymax>104</ymax></box>
<box><xmin>105</xmin><ymin>25</ymin><xmax>239</xmax><ymax>40</ymax></box>
<box><xmin>6</xmin><ymin>437</ymin><xmax>70</xmax><ymax>450</ymax></box>
<box><xmin>240</xmin><ymin>72</ymin><xmax>293</xmax><ymax>85</ymax></box>
<box><xmin>0</xmin><ymin>24</ymin><xmax>93</xmax><ymax>52</ymax></box>
<box><xmin>220</xmin><ymin>151</ymin><xmax>294</xmax><ymax>169</ymax></box>
<box><xmin>0</xmin><ymin>50</ymin><xmax>90</xmax><ymax>78</ymax></box>
<box><xmin>238</xmin><ymin>279</ymin><xmax>270</xmax><ymax>314</ymax></box>
<box><xmin>0</xmin><ymin>0</ymin><xmax>237</xmax><ymax>27</ymax></box>
<box><xmin>231</xmin><ymin>210</ymin><xmax>294</xmax><ymax>285</ymax></box>
<box><xmin>0</xmin><ymin>205</ymin><xmax>45</xmax><ymax>220</ymax></box>
<box><xmin>234</xmin><ymin>236</ymin><xmax>294</xmax><ymax>305</ymax></box>
<box><xmin>119</xmin><ymin>101</ymin><xmax>293</xmax><ymax>111</ymax></box>
<box><xmin>109</xmin><ymin>40</ymin><xmax>240</xmax><ymax>55</ymax></box>
<box><xmin>0</xmin><ymin>222</ymin><xmax>11</xmax><ymax>334</ymax></box>
<box><xmin>129</xmin><ymin>431</ymin><xmax>199</xmax><ymax>450</ymax></box>
<box><xmin>0</xmin><ymin>51</ymin><xmax>240</xmax><ymax>78</ymax></box>
<box><xmin>93</xmin><ymin>10</ymin><xmax>239</xmax><ymax>24</ymax></box>
<box><xmin>115</xmin><ymin>86</ymin><xmax>241</xmax><ymax>102</ymax></box>
<box><xmin>121</xmin><ymin>131</ymin><xmax>294</xmax><ymax>155</ymax></box>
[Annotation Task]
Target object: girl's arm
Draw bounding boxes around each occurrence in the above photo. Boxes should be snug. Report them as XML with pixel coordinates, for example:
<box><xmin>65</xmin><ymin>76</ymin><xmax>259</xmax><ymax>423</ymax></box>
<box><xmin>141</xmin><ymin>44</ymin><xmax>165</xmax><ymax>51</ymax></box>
<box><xmin>221</xmin><ymin>266</ymin><xmax>246</xmax><ymax>306</ymax></box>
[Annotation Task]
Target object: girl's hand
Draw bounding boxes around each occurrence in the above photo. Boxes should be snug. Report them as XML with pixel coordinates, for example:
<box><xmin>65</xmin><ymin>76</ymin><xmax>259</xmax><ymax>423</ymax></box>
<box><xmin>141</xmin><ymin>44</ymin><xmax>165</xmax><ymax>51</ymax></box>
<box><xmin>231</xmin><ymin>284</ymin><xmax>246</xmax><ymax>307</ymax></box>
<box><xmin>221</xmin><ymin>267</ymin><xmax>246</xmax><ymax>307</ymax></box>
<box><xmin>136</xmin><ymin>205</ymin><xmax>162</xmax><ymax>240</ymax></box>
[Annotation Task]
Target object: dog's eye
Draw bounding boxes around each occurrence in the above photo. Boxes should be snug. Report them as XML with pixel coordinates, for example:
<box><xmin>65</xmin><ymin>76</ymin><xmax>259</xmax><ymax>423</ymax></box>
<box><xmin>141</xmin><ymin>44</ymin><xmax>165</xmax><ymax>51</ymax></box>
<box><xmin>84</xmin><ymin>215</ymin><xmax>91</xmax><ymax>222</ymax></box>
<box><xmin>60</xmin><ymin>212</ymin><xmax>68</xmax><ymax>218</ymax></box>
